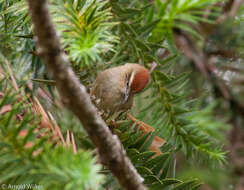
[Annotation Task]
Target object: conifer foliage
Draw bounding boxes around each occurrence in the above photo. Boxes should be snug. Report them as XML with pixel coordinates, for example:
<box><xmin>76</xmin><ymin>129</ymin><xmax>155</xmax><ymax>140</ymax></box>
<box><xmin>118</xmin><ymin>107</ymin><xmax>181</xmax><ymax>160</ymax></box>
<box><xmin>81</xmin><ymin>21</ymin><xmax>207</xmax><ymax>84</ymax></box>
<box><xmin>1</xmin><ymin>0</ymin><xmax>243</xmax><ymax>189</ymax></box>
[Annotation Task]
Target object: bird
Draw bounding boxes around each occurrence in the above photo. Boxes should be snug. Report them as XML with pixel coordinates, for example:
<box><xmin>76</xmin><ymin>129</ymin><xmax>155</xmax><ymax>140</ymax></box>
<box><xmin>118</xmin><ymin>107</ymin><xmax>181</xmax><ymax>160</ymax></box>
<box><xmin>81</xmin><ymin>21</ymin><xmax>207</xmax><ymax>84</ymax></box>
<box><xmin>90</xmin><ymin>63</ymin><xmax>150</xmax><ymax>117</ymax></box>
<box><xmin>91</xmin><ymin>63</ymin><xmax>166</xmax><ymax>157</ymax></box>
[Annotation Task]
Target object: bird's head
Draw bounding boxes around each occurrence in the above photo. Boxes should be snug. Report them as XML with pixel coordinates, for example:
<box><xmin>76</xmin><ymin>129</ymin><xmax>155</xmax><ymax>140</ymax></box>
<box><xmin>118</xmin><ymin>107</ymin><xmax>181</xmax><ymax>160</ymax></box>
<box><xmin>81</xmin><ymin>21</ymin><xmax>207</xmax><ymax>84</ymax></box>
<box><xmin>130</xmin><ymin>67</ymin><xmax>149</xmax><ymax>93</ymax></box>
<box><xmin>123</xmin><ymin>64</ymin><xmax>150</xmax><ymax>103</ymax></box>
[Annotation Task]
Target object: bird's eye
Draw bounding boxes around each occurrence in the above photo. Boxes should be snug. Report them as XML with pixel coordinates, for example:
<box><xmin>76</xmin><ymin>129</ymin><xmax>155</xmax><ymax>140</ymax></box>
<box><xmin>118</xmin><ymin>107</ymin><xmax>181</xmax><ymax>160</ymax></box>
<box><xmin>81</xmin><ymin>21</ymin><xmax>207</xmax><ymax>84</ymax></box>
<box><xmin>125</xmin><ymin>74</ymin><xmax>130</xmax><ymax>88</ymax></box>
<box><xmin>126</xmin><ymin>79</ymin><xmax>129</xmax><ymax>88</ymax></box>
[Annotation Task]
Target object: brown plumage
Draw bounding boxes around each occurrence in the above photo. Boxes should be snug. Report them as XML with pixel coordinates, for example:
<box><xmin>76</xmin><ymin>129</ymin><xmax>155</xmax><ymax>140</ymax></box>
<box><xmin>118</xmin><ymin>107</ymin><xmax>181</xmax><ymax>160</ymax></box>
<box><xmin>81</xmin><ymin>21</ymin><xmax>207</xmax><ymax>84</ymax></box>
<box><xmin>91</xmin><ymin>64</ymin><xmax>165</xmax><ymax>157</ymax></box>
<box><xmin>91</xmin><ymin>64</ymin><xmax>149</xmax><ymax>115</ymax></box>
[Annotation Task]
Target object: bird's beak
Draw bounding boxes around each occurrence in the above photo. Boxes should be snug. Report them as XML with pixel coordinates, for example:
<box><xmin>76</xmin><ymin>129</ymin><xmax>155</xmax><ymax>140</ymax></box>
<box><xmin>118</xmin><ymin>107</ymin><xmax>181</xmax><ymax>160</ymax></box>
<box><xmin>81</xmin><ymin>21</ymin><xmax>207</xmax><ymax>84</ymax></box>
<box><xmin>123</xmin><ymin>88</ymin><xmax>130</xmax><ymax>103</ymax></box>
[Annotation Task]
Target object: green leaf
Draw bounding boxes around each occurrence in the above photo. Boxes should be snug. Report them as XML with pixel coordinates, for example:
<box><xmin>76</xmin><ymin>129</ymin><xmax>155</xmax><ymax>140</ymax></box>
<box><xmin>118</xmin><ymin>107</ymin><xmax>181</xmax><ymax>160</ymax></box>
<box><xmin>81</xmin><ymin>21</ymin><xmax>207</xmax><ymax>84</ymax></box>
<box><xmin>133</xmin><ymin>132</ymin><xmax>152</xmax><ymax>150</ymax></box>
<box><xmin>140</xmin><ymin>133</ymin><xmax>155</xmax><ymax>152</ymax></box>
<box><xmin>162</xmin><ymin>178</ymin><xmax>182</xmax><ymax>185</ymax></box>
<box><xmin>144</xmin><ymin>175</ymin><xmax>162</xmax><ymax>184</ymax></box>
<box><xmin>136</xmin><ymin>166</ymin><xmax>153</xmax><ymax>176</ymax></box>
<box><xmin>152</xmin><ymin>153</ymin><xmax>170</xmax><ymax>176</ymax></box>
<box><xmin>160</xmin><ymin>155</ymin><xmax>172</xmax><ymax>179</ymax></box>
<box><xmin>146</xmin><ymin>152</ymin><xmax>170</xmax><ymax>169</ymax></box>
<box><xmin>171</xmin><ymin>179</ymin><xmax>199</xmax><ymax>190</ymax></box>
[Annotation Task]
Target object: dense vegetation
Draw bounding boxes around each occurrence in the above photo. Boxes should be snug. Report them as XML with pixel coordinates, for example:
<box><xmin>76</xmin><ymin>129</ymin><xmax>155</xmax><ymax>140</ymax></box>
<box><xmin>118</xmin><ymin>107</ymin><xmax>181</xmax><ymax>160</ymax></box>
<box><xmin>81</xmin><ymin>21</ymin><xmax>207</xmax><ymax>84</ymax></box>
<box><xmin>0</xmin><ymin>0</ymin><xmax>244</xmax><ymax>189</ymax></box>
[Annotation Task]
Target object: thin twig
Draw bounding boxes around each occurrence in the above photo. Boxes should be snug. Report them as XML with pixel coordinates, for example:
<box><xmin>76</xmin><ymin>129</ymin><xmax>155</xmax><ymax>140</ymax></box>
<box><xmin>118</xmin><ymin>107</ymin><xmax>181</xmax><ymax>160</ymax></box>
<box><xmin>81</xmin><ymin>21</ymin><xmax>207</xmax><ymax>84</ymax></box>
<box><xmin>48</xmin><ymin>111</ymin><xmax>66</xmax><ymax>145</ymax></box>
<box><xmin>5</xmin><ymin>59</ymin><xmax>19</xmax><ymax>92</ymax></box>
<box><xmin>173</xmin><ymin>29</ymin><xmax>244</xmax><ymax>116</ymax></box>
<box><xmin>66</xmin><ymin>130</ymin><xmax>70</xmax><ymax>147</ymax></box>
<box><xmin>71</xmin><ymin>132</ymin><xmax>77</xmax><ymax>154</ymax></box>
<box><xmin>216</xmin><ymin>0</ymin><xmax>244</xmax><ymax>23</ymax></box>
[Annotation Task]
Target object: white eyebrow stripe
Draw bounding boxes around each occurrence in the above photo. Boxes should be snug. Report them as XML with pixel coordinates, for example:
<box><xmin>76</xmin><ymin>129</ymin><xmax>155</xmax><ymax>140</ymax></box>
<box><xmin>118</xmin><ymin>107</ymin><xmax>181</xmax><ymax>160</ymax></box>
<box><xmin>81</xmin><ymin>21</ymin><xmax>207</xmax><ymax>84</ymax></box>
<box><xmin>128</xmin><ymin>72</ymin><xmax>135</xmax><ymax>88</ymax></box>
<box><xmin>123</xmin><ymin>72</ymin><xmax>135</xmax><ymax>104</ymax></box>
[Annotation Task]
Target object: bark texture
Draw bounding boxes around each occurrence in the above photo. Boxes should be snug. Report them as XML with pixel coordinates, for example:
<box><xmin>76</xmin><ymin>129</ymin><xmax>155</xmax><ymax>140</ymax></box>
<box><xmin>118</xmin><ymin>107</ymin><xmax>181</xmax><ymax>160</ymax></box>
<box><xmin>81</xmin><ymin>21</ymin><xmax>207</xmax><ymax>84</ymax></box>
<box><xmin>26</xmin><ymin>1</ymin><xmax>146</xmax><ymax>189</ymax></box>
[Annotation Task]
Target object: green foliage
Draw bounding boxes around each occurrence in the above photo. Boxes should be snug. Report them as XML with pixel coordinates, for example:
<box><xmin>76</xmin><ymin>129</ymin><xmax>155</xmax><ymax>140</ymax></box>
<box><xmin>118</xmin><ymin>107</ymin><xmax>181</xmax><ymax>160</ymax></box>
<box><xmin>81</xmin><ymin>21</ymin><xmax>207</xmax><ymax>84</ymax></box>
<box><xmin>0</xmin><ymin>0</ymin><xmax>40</xmax><ymax>81</ymax></box>
<box><xmin>38</xmin><ymin>147</ymin><xmax>104</xmax><ymax>190</ymax></box>
<box><xmin>110</xmin><ymin>0</ymin><xmax>161</xmax><ymax>64</ymax></box>
<box><xmin>108</xmin><ymin>0</ymin><xmax>228</xmax><ymax>164</ymax></box>
<box><xmin>132</xmin><ymin>67</ymin><xmax>227</xmax><ymax>164</ymax></box>
<box><xmin>0</xmin><ymin>0</ymin><xmax>118</xmax><ymax>79</ymax></box>
<box><xmin>1</xmin><ymin>0</ymin><xmax>239</xmax><ymax>189</ymax></box>
<box><xmin>51</xmin><ymin>0</ymin><xmax>118</xmax><ymax>66</ymax></box>
<box><xmin>103</xmin><ymin>121</ymin><xmax>202</xmax><ymax>190</ymax></box>
<box><xmin>0</xmin><ymin>79</ymin><xmax>104</xmax><ymax>190</ymax></box>
<box><xmin>187</xmin><ymin>102</ymin><xmax>230</xmax><ymax>142</ymax></box>
<box><xmin>152</xmin><ymin>0</ymin><xmax>220</xmax><ymax>41</ymax></box>
<box><xmin>152</xmin><ymin>71</ymin><xmax>226</xmax><ymax>163</ymax></box>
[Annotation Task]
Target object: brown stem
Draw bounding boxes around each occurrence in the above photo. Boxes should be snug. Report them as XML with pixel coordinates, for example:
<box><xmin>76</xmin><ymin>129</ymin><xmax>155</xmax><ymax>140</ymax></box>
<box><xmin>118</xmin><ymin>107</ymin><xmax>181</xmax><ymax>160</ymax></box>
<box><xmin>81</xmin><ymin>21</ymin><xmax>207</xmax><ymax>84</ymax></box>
<box><xmin>26</xmin><ymin>0</ymin><xmax>146</xmax><ymax>189</ymax></box>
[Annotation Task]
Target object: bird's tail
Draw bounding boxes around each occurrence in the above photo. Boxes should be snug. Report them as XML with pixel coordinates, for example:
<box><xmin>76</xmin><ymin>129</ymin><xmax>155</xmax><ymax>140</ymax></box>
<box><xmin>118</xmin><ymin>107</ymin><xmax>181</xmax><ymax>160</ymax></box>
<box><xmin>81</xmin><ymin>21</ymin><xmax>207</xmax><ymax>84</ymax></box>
<box><xmin>127</xmin><ymin>113</ymin><xmax>166</xmax><ymax>157</ymax></box>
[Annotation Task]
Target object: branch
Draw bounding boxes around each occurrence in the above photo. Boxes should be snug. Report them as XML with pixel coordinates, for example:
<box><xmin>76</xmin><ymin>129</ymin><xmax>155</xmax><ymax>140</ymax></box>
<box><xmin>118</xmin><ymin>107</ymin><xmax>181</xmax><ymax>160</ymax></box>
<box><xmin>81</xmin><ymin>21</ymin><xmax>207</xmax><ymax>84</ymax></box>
<box><xmin>26</xmin><ymin>1</ymin><xmax>146</xmax><ymax>189</ymax></box>
<box><xmin>217</xmin><ymin>0</ymin><xmax>244</xmax><ymax>23</ymax></box>
<box><xmin>173</xmin><ymin>30</ymin><xmax>244</xmax><ymax>117</ymax></box>
<box><xmin>199</xmin><ymin>0</ymin><xmax>243</xmax><ymax>35</ymax></box>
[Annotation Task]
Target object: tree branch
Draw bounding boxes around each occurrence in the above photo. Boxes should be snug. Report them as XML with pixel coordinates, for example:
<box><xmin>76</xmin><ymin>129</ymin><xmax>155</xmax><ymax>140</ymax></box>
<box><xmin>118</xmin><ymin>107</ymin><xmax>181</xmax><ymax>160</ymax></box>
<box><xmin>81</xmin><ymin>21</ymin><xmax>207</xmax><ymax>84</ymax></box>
<box><xmin>173</xmin><ymin>29</ymin><xmax>244</xmax><ymax>117</ymax></box>
<box><xmin>26</xmin><ymin>0</ymin><xmax>146</xmax><ymax>189</ymax></box>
